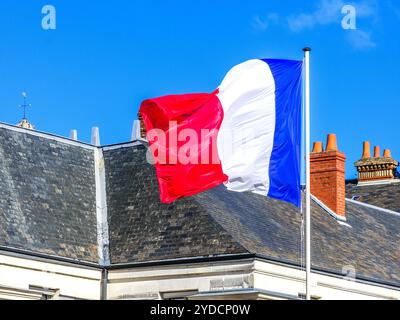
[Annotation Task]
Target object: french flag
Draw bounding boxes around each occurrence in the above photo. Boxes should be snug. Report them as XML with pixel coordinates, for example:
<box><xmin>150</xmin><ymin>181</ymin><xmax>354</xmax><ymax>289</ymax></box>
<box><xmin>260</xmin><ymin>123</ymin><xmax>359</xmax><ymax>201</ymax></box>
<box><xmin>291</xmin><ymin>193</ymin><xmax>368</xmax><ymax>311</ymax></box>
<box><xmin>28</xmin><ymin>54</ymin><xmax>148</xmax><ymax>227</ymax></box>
<box><xmin>140</xmin><ymin>59</ymin><xmax>303</xmax><ymax>207</ymax></box>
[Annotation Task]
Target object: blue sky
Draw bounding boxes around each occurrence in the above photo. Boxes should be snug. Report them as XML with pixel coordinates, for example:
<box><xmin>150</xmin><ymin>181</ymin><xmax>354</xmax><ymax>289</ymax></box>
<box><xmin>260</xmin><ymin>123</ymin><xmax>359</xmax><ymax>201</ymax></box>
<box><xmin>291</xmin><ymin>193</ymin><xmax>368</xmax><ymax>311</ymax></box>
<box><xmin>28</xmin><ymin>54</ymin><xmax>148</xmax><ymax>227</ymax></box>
<box><xmin>0</xmin><ymin>0</ymin><xmax>399</xmax><ymax>178</ymax></box>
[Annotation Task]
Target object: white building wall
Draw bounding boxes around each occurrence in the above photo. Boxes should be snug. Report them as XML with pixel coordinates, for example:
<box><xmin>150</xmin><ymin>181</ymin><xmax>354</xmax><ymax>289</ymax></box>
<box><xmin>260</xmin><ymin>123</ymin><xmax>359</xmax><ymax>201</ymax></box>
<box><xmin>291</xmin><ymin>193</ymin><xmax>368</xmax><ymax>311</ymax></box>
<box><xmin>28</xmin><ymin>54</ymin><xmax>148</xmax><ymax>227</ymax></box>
<box><xmin>0</xmin><ymin>253</ymin><xmax>102</xmax><ymax>300</ymax></box>
<box><xmin>253</xmin><ymin>260</ymin><xmax>400</xmax><ymax>300</ymax></box>
<box><xmin>107</xmin><ymin>259</ymin><xmax>254</xmax><ymax>300</ymax></box>
<box><xmin>107</xmin><ymin>258</ymin><xmax>400</xmax><ymax>300</ymax></box>
<box><xmin>1</xmin><ymin>254</ymin><xmax>399</xmax><ymax>300</ymax></box>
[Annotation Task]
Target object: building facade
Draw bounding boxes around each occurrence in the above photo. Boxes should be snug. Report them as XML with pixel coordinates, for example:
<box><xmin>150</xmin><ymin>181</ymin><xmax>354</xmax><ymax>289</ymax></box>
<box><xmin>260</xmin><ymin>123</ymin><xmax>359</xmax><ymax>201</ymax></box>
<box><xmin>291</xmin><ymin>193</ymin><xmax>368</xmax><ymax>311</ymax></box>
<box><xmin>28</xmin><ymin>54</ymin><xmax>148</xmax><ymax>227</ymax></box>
<box><xmin>0</xmin><ymin>122</ymin><xmax>399</xmax><ymax>300</ymax></box>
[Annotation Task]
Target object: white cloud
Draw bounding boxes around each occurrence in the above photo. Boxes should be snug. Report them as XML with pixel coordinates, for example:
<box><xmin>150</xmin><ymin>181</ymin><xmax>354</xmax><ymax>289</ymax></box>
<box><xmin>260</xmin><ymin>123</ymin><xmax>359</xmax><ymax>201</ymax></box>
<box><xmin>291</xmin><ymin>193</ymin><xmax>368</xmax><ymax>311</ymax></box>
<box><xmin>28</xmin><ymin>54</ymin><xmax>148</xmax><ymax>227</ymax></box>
<box><xmin>388</xmin><ymin>0</ymin><xmax>400</xmax><ymax>20</ymax></box>
<box><xmin>288</xmin><ymin>0</ymin><xmax>345</xmax><ymax>32</ymax></box>
<box><xmin>252</xmin><ymin>0</ymin><xmax>379</xmax><ymax>50</ymax></box>
<box><xmin>346</xmin><ymin>30</ymin><xmax>377</xmax><ymax>49</ymax></box>
<box><xmin>267</xmin><ymin>13</ymin><xmax>280</xmax><ymax>24</ymax></box>
<box><xmin>356</xmin><ymin>1</ymin><xmax>378</xmax><ymax>17</ymax></box>
<box><xmin>287</xmin><ymin>13</ymin><xmax>317</xmax><ymax>32</ymax></box>
<box><xmin>252</xmin><ymin>13</ymin><xmax>280</xmax><ymax>31</ymax></box>
<box><xmin>252</xmin><ymin>16</ymin><xmax>268</xmax><ymax>31</ymax></box>
<box><xmin>286</xmin><ymin>0</ymin><xmax>378</xmax><ymax>32</ymax></box>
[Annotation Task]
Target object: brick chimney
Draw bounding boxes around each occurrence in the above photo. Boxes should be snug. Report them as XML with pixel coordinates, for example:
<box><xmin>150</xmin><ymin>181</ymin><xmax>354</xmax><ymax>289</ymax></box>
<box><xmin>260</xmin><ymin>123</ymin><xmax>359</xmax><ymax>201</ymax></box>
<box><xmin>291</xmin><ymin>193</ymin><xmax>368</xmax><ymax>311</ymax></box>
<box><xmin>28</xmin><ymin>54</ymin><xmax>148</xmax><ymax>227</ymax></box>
<box><xmin>354</xmin><ymin>141</ymin><xmax>399</xmax><ymax>185</ymax></box>
<box><xmin>310</xmin><ymin>134</ymin><xmax>346</xmax><ymax>218</ymax></box>
<box><xmin>137</xmin><ymin>113</ymin><xmax>147</xmax><ymax>139</ymax></box>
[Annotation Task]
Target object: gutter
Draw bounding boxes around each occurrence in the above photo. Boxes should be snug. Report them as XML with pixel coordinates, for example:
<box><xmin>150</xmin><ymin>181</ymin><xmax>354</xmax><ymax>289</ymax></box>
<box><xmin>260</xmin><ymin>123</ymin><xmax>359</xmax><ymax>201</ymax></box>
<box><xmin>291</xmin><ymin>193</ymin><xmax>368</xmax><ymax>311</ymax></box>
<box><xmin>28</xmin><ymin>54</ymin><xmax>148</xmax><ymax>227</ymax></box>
<box><xmin>0</xmin><ymin>245</ymin><xmax>100</xmax><ymax>269</ymax></box>
<box><xmin>107</xmin><ymin>253</ymin><xmax>255</xmax><ymax>270</ymax></box>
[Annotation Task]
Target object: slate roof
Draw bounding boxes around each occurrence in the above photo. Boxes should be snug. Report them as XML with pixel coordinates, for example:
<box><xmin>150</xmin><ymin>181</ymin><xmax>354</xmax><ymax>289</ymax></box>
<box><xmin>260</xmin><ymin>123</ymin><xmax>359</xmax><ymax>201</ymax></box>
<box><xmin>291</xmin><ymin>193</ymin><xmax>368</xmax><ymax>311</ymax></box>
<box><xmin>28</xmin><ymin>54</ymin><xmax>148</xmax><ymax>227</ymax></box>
<box><xmin>0</xmin><ymin>126</ymin><xmax>98</xmax><ymax>262</ymax></box>
<box><xmin>346</xmin><ymin>180</ymin><xmax>400</xmax><ymax>213</ymax></box>
<box><xmin>103</xmin><ymin>145</ymin><xmax>246</xmax><ymax>264</ymax></box>
<box><xmin>195</xmin><ymin>187</ymin><xmax>400</xmax><ymax>286</ymax></box>
<box><xmin>104</xmin><ymin>143</ymin><xmax>400</xmax><ymax>287</ymax></box>
<box><xmin>1</xmin><ymin>124</ymin><xmax>400</xmax><ymax>288</ymax></box>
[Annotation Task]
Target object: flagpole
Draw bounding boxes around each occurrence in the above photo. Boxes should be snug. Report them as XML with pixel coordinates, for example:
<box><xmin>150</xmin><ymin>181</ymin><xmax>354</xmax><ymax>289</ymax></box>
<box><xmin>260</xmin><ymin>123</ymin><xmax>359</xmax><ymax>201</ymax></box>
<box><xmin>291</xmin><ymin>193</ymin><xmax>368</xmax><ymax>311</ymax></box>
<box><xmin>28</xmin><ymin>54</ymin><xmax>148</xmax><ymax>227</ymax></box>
<box><xmin>303</xmin><ymin>47</ymin><xmax>311</xmax><ymax>301</ymax></box>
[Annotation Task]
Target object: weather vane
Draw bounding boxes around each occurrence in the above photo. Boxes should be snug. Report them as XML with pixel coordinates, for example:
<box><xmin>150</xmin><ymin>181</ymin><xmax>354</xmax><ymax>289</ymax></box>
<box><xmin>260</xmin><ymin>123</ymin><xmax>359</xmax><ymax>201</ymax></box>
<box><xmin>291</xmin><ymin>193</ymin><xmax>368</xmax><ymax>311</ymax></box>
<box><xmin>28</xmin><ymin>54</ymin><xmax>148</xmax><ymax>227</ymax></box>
<box><xmin>19</xmin><ymin>91</ymin><xmax>31</xmax><ymax>120</ymax></box>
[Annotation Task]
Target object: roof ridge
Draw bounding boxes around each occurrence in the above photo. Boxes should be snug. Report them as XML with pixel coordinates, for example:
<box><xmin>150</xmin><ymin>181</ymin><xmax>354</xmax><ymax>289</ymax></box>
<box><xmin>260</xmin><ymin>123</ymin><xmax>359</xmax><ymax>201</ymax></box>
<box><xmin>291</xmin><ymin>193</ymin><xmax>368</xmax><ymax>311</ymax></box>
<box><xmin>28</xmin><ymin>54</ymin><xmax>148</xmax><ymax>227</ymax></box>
<box><xmin>0</xmin><ymin>121</ymin><xmax>145</xmax><ymax>151</ymax></box>
<box><xmin>0</xmin><ymin>122</ymin><xmax>96</xmax><ymax>150</ymax></box>
<box><xmin>346</xmin><ymin>198</ymin><xmax>400</xmax><ymax>217</ymax></box>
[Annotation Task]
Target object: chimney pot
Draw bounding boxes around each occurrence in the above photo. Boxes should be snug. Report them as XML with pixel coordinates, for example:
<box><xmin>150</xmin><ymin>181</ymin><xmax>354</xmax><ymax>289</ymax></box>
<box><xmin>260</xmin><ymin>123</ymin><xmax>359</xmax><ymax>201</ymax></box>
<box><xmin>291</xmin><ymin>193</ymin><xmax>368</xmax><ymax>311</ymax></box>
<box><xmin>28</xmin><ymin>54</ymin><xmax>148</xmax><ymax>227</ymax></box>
<box><xmin>384</xmin><ymin>149</ymin><xmax>392</xmax><ymax>158</ymax></box>
<box><xmin>325</xmin><ymin>134</ymin><xmax>338</xmax><ymax>151</ymax></box>
<box><xmin>355</xmin><ymin>145</ymin><xmax>398</xmax><ymax>184</ymax></box>
<box><xmin>362</xmin><ymin>141</ymin><xmax>371</xmax><ymax>159</ymax></box>
<box><xmin>91</xmin><ymin>127</ymin><xmax>100</xmax><ymax>146</ymax></box>
<box><xmin>374</xmin><ymin>146</ymin><xmax>381</xmax><ymax>158</ymax></box>
<box><xmin>312</xmin><ymin>142</ymin><xmax>323</xmax><ymax>153</ymax></box>
<box><xmin>70</xmin><ymin>129</ymin><xmax>78</xmax><ymax>141</ymax></box>
<box><xmin>131</xmin><ymin>120</ymin><xmax>141</xmax><ymax>141</ymax></box>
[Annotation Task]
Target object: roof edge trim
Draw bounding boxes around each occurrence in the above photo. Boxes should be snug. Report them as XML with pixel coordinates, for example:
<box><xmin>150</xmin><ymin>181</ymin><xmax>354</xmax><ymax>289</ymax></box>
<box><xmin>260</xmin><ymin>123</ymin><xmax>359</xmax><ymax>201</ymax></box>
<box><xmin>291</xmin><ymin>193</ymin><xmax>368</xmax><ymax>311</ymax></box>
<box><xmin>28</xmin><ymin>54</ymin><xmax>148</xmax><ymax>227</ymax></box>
<box><xmin>101</xmin><ymin>141</ymin><xmax>142</xmax><ymax>151</ymax></box>
<box><xmin>311</xmin><ymin>195</ymin><xmax>347</xmax><ymax>223</ymax></box>
<box><xmin>0</xmin><ymin>121</ymin><xmax>149</xmax><ymax>151</ymax></box>
<box><xmin>0</xmin><ymin>122</ymin><xmax>96</xmax><ymax>150</ymax></box>
<box><xmin>107</xmin><ymin>253</ymin><xmax>254</xmax><ymax>270</ymax></box>
<box><xmin>0</xmin><ymin>245</ymin><xmax>101</xmax><ymax>269</ymax></box>
<box><xmin>346</xmin><ymin>198</ymin><xmax>400</xmax><ymax>217</ymax></box>
<box><xmin>94</xmin><ymin>148</ymin><xmax>110</xmax><ymax>266</ymax></box>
